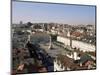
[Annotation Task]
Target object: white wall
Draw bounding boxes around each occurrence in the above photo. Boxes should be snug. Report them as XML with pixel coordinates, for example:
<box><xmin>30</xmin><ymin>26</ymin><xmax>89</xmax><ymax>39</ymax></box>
<box><xmin>54</xmin><ymin>59</ymin><xmax>65</xmax><ymax>71</ymax></box>
<box><xmin>72</xmin><ymin>40</ymin><xmax>95</xmax><ymax>52</ymax></box>
<box><xmin>57</xmin><ymin>36</ymin><xmax>95</xmax><ymax>52</ymax></box>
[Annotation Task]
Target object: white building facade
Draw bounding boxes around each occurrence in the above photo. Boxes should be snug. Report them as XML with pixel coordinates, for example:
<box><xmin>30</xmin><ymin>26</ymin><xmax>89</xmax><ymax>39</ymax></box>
<box><xmin>57</xmin><ymin>36</ymin><xmax>95</xmax><ymax>52</ymax></box>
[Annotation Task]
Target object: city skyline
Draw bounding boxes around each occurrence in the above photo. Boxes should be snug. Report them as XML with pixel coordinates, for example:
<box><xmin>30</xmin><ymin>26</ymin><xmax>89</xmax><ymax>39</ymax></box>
<box><xmin>12</xmin><ymin>1</ymin><xmax>96</xmax><ymax>25</ymax></box>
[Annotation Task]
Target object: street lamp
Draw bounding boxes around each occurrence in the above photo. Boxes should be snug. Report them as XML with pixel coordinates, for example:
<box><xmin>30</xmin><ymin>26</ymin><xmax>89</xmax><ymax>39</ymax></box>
<box><xmin>48</xmin><ymin>32</ymin><xmax>53</xmax><ymax>50</ymax></box>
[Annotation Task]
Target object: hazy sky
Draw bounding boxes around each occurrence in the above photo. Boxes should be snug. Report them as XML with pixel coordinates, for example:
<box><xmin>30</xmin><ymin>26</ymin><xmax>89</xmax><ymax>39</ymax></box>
<box><xmin>12</xmin><ymin>1</ymin><xmax>96</xmax><ymax>25</ymax></box>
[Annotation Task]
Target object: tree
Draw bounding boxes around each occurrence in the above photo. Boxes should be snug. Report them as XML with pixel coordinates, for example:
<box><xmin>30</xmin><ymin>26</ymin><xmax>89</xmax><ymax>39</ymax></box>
<box><xmin>27</xmin><ymin>22</ymin><xmax>33</xmax><ymax>26</ymax></box>
<box><xmin>34</xmin><ymin>24</ymin><xmax>41</xmax><ymax>29</ymax></box>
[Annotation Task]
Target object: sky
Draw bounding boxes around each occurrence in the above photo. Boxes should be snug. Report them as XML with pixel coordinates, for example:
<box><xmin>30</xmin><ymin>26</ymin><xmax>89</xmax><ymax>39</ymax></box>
<box><xmin>12</xmin><ymin>1</ymin><xmax>96</xmax><ymax>25</ymax></box>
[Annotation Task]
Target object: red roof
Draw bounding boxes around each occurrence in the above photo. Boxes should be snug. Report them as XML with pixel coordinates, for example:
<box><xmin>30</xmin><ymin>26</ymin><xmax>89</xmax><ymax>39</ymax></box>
<box><xmin>71</xmin><ymin>31</ymin><xmax>82</xmax><ymax>37</ymax></box>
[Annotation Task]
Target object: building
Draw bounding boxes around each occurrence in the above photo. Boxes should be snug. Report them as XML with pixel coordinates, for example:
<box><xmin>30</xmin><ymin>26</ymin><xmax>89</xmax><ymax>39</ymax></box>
<box><xmin>57</xmin><ymin>36</ymin><xmax>95</xmax><ymax>52</ymax></box>
<box><xmin>54</xmin><ymin>53</ymin><xmax>95</xmax><ymax>72</ymax></box>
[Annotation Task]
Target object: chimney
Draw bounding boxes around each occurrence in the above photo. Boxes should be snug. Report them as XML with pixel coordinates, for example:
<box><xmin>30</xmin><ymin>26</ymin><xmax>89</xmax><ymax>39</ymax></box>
<box><xmin>73</xmin><ymin>52</ymin><xmax>78</xmax><ymax>60</ymax></box>
<box><xmin>80</xmin><ymin>62</ymin><xmax>82</xmax><ymax>67</ymax></box>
